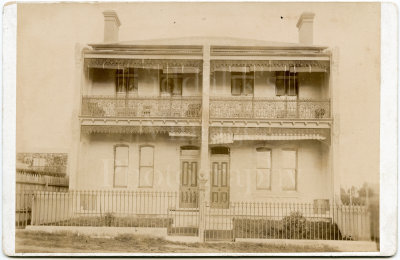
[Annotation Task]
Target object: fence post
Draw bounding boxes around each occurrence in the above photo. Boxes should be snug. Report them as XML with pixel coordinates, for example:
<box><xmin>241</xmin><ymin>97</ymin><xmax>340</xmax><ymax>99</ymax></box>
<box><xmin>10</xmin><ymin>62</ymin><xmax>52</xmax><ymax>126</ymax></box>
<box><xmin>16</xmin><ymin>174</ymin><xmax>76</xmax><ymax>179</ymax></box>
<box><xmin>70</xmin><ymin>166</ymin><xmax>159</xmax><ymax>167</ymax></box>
<box><xmin>198</xmin><ymin>176</ymin><xmax>207</xmax><ymax>242</ymax></box>
<box><xmin>31</xmin><ymin>193</ymin><xmax>35</xmax><ymax>225</ymax></box>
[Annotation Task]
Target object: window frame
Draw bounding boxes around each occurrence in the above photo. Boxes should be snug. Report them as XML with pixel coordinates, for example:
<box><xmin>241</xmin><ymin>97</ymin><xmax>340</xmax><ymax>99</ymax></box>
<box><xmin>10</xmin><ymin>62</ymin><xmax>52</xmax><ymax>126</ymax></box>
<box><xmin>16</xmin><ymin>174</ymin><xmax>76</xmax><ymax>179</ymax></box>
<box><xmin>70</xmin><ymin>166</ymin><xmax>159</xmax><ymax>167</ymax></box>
<box><xmin>230</xmin><ymin>72</ymin><xmax>254</xmax><ymax>96</ymax></box>
<box><xmin>115</xmin><ymin>68</ymin><xmax>138</xmax><ymax>95</ymax></box>
<box><xmin>280</xmin><ymin>148</ymin><xmax>298</xmax><ymax>191</ymax></box>
<box><xmin>275</xmin><ymin>71</ymin><xmax>299</xmax><ymax>97</ymax></box>
<box><xmin>113</xmin><ymin>144</ymin><xmax>129</xmax><ymax>188</ymax></box>
<box><xmin>139</xmin><ymin>145</ymin><xmax>155</xmax><ymax>188</ymax></box>
<box><xmin>255</xmin><ymin>147</ymin><xmax>272</xmax><ymax>190</ymax></box>
<box><xmin>160</xmin><ymin>73</ymin><xmax>183</xmax><ymax>96</ymax></box>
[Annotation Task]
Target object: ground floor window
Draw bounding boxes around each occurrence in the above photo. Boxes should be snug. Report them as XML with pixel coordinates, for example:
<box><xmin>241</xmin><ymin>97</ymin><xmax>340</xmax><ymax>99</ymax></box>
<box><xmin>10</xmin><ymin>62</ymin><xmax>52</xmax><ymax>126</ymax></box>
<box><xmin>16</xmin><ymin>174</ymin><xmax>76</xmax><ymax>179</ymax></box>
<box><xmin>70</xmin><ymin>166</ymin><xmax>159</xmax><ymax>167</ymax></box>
<box><xmin>114</xmin><ymin>145</ymin><xmax>129</xmax><ymax>188</ymax></box>
<box><xmin>256</xmin><ymin>147</ymin><xmax>271</xmax><ymax>190</ymax></box>
<box><xmin>139</xmin><ymin>145</ymin><xmax>154</xmax><ymax>187</ymax></box>
<box><xmin>281</xmin><ymin>149</ymin><xmax>297</xmax><ymax>191</ymax></box>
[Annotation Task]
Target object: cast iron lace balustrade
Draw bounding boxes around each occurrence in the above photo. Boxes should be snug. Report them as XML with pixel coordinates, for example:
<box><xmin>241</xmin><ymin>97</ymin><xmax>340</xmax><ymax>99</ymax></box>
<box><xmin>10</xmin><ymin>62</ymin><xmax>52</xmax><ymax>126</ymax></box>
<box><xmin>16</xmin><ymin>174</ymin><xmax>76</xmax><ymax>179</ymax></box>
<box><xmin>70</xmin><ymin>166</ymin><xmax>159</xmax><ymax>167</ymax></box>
<box><xmin>210</xmin><ymin>97</ymin><xmax>330</xmax><ymax>120</ymax></box>
<box><xmin>81</xmin><ymin>96</ymin><xmax>202</xmax><ymax>118</ymax></box>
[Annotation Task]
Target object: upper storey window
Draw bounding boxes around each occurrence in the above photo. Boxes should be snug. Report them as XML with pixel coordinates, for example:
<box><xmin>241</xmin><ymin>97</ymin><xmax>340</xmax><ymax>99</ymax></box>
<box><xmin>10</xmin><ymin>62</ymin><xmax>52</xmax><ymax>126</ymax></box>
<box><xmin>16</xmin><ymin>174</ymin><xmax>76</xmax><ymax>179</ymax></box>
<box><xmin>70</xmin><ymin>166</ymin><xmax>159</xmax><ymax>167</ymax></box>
<box><xmin>231</xmin><ymin>72</ymin><xmax>254</xmax><ymax>96</ymax></box>
<box><xmin>275</xmin><ymin>71</ymin><xmax>298</xmax><ymax>96</ymax></box>
<box><xmin>160</xmin><ymin>73</ymin><xmax>182</xmax><ymax>96</ymax></box>
<box><xmin>116</xmin><ymin>68</ymin><xmax>138</xmax><ymax>95</ymax></box>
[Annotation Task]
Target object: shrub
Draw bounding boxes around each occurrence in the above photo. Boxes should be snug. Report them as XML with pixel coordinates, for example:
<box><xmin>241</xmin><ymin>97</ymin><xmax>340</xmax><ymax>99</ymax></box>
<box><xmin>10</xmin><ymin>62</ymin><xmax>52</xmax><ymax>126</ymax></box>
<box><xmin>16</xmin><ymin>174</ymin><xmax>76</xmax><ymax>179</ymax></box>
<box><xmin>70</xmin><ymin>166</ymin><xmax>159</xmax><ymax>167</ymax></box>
<box><xmin>103</xmin><ymin>212</ymin><xmax>115</xmax><ymax>227</ymax></box>
<box><xmin>282</xmin><ymin>211</ymin><xmax>308</xmax><ymax>239</ymax></box>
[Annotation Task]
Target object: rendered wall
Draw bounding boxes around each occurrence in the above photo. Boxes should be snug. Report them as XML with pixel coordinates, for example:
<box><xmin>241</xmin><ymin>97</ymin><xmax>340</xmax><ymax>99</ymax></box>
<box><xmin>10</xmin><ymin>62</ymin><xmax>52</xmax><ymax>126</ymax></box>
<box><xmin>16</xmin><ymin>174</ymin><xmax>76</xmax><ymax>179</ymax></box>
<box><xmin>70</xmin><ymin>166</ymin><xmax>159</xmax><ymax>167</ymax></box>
<box><xmin>228</xmin><ymin>140</ymin><xmax>330</xmax><ymax>203</ymax></box>
<box><xmin>77</xmin><ymin>134</ymin><xmax>199</xmax><ymax>191</ymax></box>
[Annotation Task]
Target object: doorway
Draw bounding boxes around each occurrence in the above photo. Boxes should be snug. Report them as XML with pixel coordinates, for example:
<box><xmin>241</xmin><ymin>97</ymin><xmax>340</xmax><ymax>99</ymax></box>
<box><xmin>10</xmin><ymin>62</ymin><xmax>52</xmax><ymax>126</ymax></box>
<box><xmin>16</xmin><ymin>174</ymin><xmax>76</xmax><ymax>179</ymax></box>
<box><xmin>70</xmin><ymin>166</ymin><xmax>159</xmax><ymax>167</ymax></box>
<box><xmin>210</xmin><ymin>147</ymin><xmax>230</xmax><ymax>209</ymax></box>
<box><xmin>179</xmin><ymin>146</ymin><xmax>199</xmax><ymax>208</ymax></box>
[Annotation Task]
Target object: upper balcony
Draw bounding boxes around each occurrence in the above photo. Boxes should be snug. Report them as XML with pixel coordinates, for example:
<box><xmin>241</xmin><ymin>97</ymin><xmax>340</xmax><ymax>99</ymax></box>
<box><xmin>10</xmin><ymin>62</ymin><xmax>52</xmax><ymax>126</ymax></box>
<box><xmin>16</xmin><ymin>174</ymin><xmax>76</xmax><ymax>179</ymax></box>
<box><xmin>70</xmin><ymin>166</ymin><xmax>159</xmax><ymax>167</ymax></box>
<box><xmin>80</xmin><ymin>57</ymin><xmax>203</xmax><ymax>131</ymax></box>
<box><xmin>208</xmin><ymin>59</ymin><xmax>332</xmax><ymax>128</ymax></box>
<box><xmin>81</xmin><ymin>95</ymin><xmax>202</xmax><ymax>119</ymax></box>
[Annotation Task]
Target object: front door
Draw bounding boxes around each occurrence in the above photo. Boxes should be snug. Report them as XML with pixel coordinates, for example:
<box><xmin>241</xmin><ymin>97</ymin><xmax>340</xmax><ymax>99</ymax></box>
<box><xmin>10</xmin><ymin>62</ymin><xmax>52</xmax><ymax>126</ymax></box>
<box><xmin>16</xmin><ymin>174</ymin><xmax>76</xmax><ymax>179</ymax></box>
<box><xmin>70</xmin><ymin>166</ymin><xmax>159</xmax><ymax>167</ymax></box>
<box><xmin>179</xmin><ymin>160</ymin><xmax>198</xmax><ymax>208</ymax></box>
<box><xmin>210</xmin><ymin>156</ymin><xmax>230</xmax><ymax>209</ymax></box>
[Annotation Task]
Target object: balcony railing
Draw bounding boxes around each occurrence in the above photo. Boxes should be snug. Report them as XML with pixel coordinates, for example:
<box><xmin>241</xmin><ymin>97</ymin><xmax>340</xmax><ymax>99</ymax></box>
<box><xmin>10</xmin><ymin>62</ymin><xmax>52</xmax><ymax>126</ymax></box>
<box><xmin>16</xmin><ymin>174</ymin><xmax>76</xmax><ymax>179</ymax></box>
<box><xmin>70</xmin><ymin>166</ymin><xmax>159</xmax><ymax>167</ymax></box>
<box><xmin>210</xmin><ymin>97</ymin><xmax>330</xmax><ymax>120</ymax></box>
<box><xmin>81</xmin><ymin>96</ymin><xmax>202</xmax><ymax>118</ymax></box>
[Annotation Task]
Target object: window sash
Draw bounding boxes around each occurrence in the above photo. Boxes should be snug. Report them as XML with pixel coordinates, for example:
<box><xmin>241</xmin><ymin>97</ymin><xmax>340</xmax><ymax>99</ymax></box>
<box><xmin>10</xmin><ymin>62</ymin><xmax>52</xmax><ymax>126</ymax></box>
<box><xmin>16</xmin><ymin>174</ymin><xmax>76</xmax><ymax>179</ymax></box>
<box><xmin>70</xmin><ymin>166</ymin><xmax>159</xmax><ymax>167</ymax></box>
<box><xmin>139</xmin><ymin>166</ymin><xmax>154</xmax><ymax>187</ymax></box>
<box><xmin>114</xmin><ymin>166</ymin><xmax>128</xmax><ymax>187</ymax></box>
<box><xmin>256</xmin><ymin>168</ymin><xmax>271</xmax><ymax>190</ymax></box>
<box><xmin>275</xmin><ymin>71</ymin><xmax>298</xmax><ymax>96</ymax></box>
<box><xmin>281</xmin><ymin>168</ymin><xmax>296</xmax><ymax>191</ymax></box>
<box><xmin>281</xmin><ymin>149</ymin><xmax>297</xmax><ymax>191</ymax></box>
<box><xmin>115</xmin><ymin>146</ymin><xmax>129</xmax><ymax>167</ymax></box>
<box><xmin>140</xmin><ymin>146</ymin><xmax>154</xmax><ymax>167</ymax></box>
<box><xmin>114</xmin><ymin>145</ymin><xmax>129</xmax><ymax>188</ymax></box>
<box><xmin>256</xmin><ymin>149</ymin><xmax>271</xmax><ymax>190</ymax></box>
<box><xmin>116</xmin><ymin>68</ymin><xmax>137</xmax><ymax>94</ymax></box>
<box><xmin>160</xmin><ymin>74</ymin><xmax>182</xmax><ymax>95</ymax></box>
<box><xmin>231</xmin><ymin>73</ymin><xmax>254</xmax><ymax>95</ymax></box>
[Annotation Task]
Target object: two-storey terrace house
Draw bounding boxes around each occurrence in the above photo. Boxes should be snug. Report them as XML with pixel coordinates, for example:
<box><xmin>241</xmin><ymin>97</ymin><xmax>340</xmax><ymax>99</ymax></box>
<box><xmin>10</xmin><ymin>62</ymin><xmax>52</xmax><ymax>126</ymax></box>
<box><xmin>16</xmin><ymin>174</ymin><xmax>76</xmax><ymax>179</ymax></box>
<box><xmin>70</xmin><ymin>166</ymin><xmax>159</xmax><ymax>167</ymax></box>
<box><xmin>71</xmin><ymin>10</ymin><xmax>336</xmax><ymax>211</ymax></box>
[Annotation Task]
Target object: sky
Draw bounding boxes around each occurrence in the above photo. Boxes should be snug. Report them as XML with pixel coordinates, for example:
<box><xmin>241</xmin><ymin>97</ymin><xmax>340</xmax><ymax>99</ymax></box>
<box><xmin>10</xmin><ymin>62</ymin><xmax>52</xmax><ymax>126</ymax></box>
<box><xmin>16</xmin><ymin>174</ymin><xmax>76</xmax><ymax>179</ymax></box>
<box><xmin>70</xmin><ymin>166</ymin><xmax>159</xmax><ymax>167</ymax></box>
<box><xmin>16</xmin><ymin>2</ymin><xmax>380</xmax><ymax>188</ymax></box>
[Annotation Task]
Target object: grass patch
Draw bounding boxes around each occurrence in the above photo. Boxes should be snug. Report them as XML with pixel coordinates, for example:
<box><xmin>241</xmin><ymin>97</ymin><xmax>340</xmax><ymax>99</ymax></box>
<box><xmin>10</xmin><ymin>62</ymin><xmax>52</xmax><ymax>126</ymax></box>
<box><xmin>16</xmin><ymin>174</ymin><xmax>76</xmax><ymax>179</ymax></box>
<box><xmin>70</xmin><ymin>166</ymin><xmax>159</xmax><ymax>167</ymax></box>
<box><xmin>16</xmin><ymin>230</ymin><xmax>340</xmax><ymax>253</ymax></box>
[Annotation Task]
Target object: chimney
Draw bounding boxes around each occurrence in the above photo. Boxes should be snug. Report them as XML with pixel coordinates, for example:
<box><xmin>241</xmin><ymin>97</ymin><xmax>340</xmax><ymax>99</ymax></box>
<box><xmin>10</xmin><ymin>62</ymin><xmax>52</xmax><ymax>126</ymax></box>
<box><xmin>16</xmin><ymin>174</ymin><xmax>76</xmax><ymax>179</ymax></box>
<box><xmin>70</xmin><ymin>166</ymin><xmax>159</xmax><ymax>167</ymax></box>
<box><xmin>103</xmin><ymin>10</ymin><xmax>121</xmax><ymax>43</ymax></box>
<box><xmin>296</xmin><ymin>12</ymin><xmax>315</xmax><ymax>45</ymax></box>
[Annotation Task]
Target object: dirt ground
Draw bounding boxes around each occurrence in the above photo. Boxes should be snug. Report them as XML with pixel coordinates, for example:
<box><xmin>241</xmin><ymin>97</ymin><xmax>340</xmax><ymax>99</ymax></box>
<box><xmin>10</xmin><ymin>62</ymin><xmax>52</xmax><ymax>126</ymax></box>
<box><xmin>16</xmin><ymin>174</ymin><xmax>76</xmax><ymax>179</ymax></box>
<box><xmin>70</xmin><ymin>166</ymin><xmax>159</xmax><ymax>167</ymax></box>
<box><xmin>15</xmin><ymin>230</ymin><xmax>339</xmax><ymax>254</ymax></box>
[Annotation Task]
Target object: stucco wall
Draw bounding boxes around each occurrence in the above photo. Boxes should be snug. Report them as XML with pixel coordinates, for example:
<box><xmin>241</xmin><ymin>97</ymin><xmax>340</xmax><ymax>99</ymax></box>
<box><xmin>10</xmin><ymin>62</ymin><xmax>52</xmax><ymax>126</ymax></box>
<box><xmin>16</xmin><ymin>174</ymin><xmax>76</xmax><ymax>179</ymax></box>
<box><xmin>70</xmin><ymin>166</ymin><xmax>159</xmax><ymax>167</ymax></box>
<box><xmin>78</xmin><ymin>136</ymin><xmax>329</xmax><ymax>203</ymax></box>
<box><xmin>76</xmin><ymin>134</ymin><xmax>196</xmax><ymax>191</ymax></box>
<box><xmin>228</xmin><ymin>140</ymin><xmax>330</xmax><ymax>203</ymax></box>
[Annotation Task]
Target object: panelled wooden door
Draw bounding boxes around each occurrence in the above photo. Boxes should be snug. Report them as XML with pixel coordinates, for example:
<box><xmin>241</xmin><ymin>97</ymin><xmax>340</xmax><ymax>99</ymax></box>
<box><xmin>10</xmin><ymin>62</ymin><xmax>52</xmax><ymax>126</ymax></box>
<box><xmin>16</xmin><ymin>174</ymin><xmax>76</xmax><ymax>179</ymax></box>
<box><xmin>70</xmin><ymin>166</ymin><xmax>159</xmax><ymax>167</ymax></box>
<box><xmin>210</xmin><ymin>157</ymin><xmax>230</xmax><ymax>209</ymax></box>
<box><xmin>179</xmin><ymin>160</ymin><xmax>199</xmax><ymax>208</ymax></box>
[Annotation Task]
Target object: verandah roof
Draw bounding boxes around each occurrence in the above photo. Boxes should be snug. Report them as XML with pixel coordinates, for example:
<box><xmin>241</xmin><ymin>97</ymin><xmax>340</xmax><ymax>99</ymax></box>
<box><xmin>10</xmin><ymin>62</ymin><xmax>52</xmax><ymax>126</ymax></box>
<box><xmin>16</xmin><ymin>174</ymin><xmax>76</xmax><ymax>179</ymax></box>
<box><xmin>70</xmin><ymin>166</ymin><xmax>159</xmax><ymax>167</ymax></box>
<box><xmin>84</xmin><ymin>58</ymin><xmax>329</xmax><ymax>73</ymax></box>
<box><xmin>209</xmin><ymin>127</ymin><xmax>329</xmax><ymax>145</ymax></box>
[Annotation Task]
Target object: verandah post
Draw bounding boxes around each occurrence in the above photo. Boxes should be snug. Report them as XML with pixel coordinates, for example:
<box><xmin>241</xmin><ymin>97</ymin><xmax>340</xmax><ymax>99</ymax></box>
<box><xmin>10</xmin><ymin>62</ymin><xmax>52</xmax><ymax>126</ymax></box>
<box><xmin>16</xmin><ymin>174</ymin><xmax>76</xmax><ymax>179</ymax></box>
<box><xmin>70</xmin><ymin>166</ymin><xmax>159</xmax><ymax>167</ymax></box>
<box><xmin>198</xmin><ymin>44</ymin><xmax>211</xmax><ymax>242</ymax></box>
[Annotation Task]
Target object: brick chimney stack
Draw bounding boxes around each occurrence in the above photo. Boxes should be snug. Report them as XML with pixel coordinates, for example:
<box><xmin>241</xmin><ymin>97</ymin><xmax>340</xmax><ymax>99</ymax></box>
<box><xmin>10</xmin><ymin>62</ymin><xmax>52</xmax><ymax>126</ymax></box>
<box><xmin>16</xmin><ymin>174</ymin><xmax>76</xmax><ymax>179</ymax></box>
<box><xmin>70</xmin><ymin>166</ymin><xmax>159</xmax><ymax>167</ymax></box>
<box><xmin>103</xmin><ymin>10</ymin><xmax>121</xmax><ymax>43</ymax></box>
<box><xmin>296</xmin><ymin>12</ymin><xmax>315</xmax><ymax>45</ymax></box>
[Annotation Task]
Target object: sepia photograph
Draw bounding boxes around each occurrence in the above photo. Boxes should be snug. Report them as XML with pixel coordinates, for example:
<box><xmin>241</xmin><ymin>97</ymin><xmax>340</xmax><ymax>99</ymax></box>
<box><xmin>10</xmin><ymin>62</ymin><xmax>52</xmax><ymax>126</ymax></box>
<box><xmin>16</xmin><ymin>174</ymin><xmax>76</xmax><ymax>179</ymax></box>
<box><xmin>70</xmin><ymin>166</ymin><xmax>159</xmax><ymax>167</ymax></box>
<box><xmin>3</xmin><ymin>1</ymin><xmax>397</xmax><ymax>256</ymax></box>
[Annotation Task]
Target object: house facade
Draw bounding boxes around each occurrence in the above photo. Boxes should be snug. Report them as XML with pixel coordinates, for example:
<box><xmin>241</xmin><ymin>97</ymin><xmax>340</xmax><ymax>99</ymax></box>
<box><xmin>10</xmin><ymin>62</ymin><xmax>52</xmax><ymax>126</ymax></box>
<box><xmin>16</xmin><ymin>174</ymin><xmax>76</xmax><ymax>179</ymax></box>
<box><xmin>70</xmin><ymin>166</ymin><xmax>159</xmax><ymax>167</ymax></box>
<box><xmin>70</xmin><ymin>10</ymin><xmax>336</xmax><ymax>209</ymax></box>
